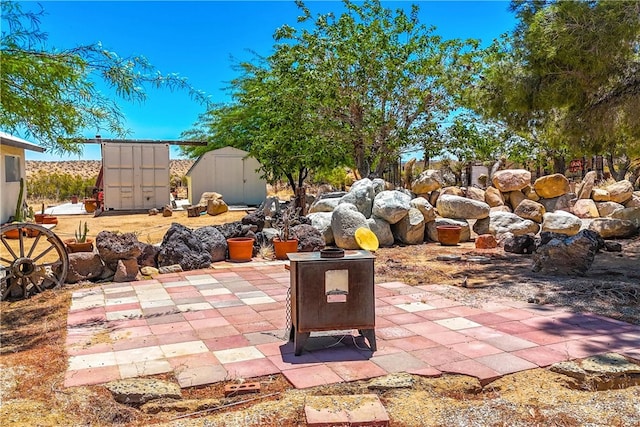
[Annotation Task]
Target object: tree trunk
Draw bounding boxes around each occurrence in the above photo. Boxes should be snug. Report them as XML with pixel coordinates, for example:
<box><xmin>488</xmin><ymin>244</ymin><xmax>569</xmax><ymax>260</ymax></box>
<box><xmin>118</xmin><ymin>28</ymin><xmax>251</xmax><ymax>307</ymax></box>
<box><xmin>606</xmin><ymin>153</ymin><xmax>630</xmax><ymax>181</ymax></box>
<box><xmin>553</xmin><ymin>154</ymin><xmax>566</xmax><ymax>175</ymax></box>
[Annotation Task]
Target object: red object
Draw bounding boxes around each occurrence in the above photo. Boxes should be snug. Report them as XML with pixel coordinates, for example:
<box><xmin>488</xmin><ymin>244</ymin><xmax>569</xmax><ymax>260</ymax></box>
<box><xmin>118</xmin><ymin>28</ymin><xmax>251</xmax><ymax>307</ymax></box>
<box><xmin>42</xmin><ymin>216</ymin><xmax>58</xmax><ymax>225</ymax></box>
<box><xmin>475</xmin><ymin>234</ymin><xmax>498</xmax><ymax>249</ymax></box>
<box><xmin>224</xmin><ymin>382</ymin><xmax>261</xmax><ymax>397</ymax></box>
<box><xmin>226</xmin><ymin>237</ymin><xmax>254</xmax><ymax>262</ymax></box>
<box><xmin>436</xmin><ymin>225</ymin><xmax>462</xmax><ymax>246</ymax></box>
<box><xmin>273</xmin><ymin>238</ymin><xmax>298</xmax><ymax>260</ymax></box>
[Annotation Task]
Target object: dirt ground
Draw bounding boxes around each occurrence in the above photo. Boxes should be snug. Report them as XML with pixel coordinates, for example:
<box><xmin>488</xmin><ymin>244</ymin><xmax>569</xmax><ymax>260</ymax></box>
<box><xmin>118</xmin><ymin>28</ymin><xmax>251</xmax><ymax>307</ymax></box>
<box><xmin>2</xmin><ymin>210</ymin><xmax>640</xmax><ymax>426</ymax></box>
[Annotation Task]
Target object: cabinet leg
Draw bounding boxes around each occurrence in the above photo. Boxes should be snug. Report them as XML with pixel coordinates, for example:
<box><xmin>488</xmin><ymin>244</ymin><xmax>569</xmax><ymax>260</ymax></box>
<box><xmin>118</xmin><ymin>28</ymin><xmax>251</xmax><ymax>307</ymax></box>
<box><xmin>294</xmin><ymin>331</ymin><xmax>310</xmax><ymax>356</ymax></box>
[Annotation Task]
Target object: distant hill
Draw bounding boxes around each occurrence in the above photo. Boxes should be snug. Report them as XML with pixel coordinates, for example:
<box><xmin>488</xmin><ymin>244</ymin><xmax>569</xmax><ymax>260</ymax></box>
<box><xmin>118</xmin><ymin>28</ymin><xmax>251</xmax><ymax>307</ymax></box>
<box><xmin>26</xmin><ymin>159</ymin><xmax>195</xmax><ymax>180</ymax></box>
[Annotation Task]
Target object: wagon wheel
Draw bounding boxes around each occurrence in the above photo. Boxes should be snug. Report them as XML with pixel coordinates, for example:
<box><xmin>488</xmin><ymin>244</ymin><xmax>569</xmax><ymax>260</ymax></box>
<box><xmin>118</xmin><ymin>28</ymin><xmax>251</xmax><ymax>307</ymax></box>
<box><xmin>0</xmin><ymin>223</ymin><xmax>69</xmax><ymax>301</ymax></box>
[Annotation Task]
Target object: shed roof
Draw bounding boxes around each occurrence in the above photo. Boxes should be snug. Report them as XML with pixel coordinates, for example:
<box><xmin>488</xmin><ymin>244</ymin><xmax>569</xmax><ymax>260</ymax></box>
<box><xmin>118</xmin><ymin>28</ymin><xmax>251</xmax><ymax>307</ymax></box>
<box><xmin>186</xmin><ymin>146</ymin><xmax>250</xmax><ymax>176</ymax></box>
<box><xmin>0</xmin><ymin>132</ymin><xmax>45</xmax><ymax>152</ymax></box>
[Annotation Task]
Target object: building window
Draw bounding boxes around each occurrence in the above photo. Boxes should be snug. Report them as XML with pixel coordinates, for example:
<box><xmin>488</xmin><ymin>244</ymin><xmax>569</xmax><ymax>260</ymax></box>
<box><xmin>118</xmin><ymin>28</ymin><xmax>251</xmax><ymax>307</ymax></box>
<box><xmin>5</xmin><ymin>155</ymin><xmax>21</xmax><ymax>182</ymax></box>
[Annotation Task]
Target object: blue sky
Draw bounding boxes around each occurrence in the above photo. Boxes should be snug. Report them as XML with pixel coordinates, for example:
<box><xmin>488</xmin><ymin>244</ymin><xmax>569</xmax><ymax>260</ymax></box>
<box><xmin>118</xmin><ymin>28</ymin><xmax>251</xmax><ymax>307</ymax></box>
<box><xmin>20</xmin><ymin>0</ymin><xmax>517</xmax><ymax>161</ymax></box>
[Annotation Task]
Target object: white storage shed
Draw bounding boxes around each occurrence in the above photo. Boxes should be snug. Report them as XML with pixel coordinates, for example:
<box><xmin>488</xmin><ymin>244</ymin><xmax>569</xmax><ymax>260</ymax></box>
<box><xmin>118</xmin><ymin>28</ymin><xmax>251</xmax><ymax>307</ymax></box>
<box><xmin>0</xmin><ymin>132</ymin><xmax>45</xmax><ymax>224</ymax></box>
<box><xmin>186</xmin><ymin>146</ymin><xmax>266</xmax><ymax>206</ymax></box>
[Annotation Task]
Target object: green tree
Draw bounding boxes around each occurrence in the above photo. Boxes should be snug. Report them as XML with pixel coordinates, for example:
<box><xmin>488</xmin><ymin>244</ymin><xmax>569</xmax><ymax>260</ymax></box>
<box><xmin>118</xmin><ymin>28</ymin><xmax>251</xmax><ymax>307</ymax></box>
<box><xmin>473</xmin><ymin>0</ymin><xmax>640</xmax><ymax>176</ymax></box>
<box><xmin>0</xmin><ymin>1</ymin><xmax>208</xmax><ymax>153</ymax></box>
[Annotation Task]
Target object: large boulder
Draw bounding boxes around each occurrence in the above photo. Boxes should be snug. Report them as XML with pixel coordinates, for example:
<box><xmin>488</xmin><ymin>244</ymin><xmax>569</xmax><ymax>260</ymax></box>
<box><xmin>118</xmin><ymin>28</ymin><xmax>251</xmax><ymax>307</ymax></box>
<box><xmin>464</xmin><ymin>187</ymin><xmax>486</xmax><ymax>202</ymax></box>
<box><xmin>596</xmin><ymin>201</ymin><xmax>624</xmax><ymax>217</ymax></box>
<box><xmin>367</xmin><ymin>217</ymin><xmax>394</xmax><ymax>247</ymax></box>
<box><xmin>113</xmin><ymin>258</ymin><xmax>140</xmax><ymax>282</ymax></box>
<box><xmin>241</xmin><ymin>209</ymin><xmax>265</xmax><ymax>231</ymax></box>
<box><xmin>533</xmin><ymin>173</ymin><xmax>570</xmax><ymax>199</ymax></box>
<box><xmin>426</xmin><ymin>218</ymin><xmax>470</xmax><ymax>242</ymax></box>
<box><xmin>66</xmin><ymin>252</ymin><xmax>104</xmax><ymax>284</ymax></box>
<box><xmin>591</xmin><ymin>188</ymin><xmax>611</xmax><ymax>202</ymax></box>
<box><xmin>197</xmin><ymin>192</ymin><xmax>223</xmax><ymax>206</ymax></box>
<box><xmin>412</xmin><ymin>169</ymin><xmax>442</xmax><ymax>194</ymax></box>
<box><xmin>488</xmin><ymin>211</ymin><xmax>540</xmax><ymax>236</ymax></box>
<box><xmin>492</xmin><ymin>169</ymin><xmax>531</xmax><ymax>192</ymax></box>
<box><xmin>484</xmin><ymin>186</ymin><xmax>505</xmax><ymax>207</ymax></box>
<box><xmin>588</xmin><ymin>218</ymin><xmax>637</xmax><ymax>239</ymax></box>
<box><xmin>291</xmin><ymin>224</ymin><xmax>325</xmax><ymax>252</ymax></box>
<box><xmin>137</xmin><ymin>242</ymin><xmax>160</xmax><ymax>268</ymax></box>
<box><xmin>513</xmin><ymin>199</ymin><xmax>546</xmax><ymax>223</ymax></box>
<box><xmin>372</xmin><ymin>178</ymin><xmax>387</xmax><ymax>195</ymax></box>
<box><xmin>571</xmin><ymin>199</ymin><xmax>600</xmax><ymax>219</ymax></box>
<box><xmin>391</xmin><ymin>208</ymin><xmax>425</xmax><ymax>245</ymax></box>
<box><xmin>436</xmin><ymin>194</ymin><xmax>490</xmax><ymax>220</ymax></box>
<box><xmin>339</xmin><ymin>178</ymin><xmax>375</xmax><ymax>218</ymax></box>
<box><xmin>606</xmin><ymin>180</ymin><xmax>634</xmax><ymax>204</ymax></box>
<box><xmin>576</xmin><ymin>171</ymin><xmax>597</xmax><ymax>199</ymax></box>
<box><xmin>207</xmin><ymin>198</ymin><xmax>228</xmax><ymax>216</ymax></box>
<box><xmin>96</xmin><ymin>231</ymin><xmax>142</xmax><ymax>271</ymax></box>
<box><xmin>307</xmin><ymin>212</ymin><xmax>335</xmax><ymax>245</ymax></box>
<box><xmin>372</xmin><ymin>190</ymin><xmax>411</xmax><ymax>224</ymax></box>
<box><xmin>331</xmin><ymin>203</ymin><xmax>369</xmax><ymax>249</ymax></box>
<box><xmin>472</xmin><ymin>217</ymin><xmax>490</xmax><ymax>236</ymax></box>
<box><xmin>410</xmin><ymin>197</ymin><xmax>436</xmax><ymax>223</ymax></box>
<box><xmin>439</xmin><ymin>186</ymin><xmax>464</xmax><ymax>197</ymax></box>
<box><xmin>309</xmin><ymin>196</ymin><xmax>342</xmax><ymax>213</ymax></box>
<box><xmin>157</xmin><ymin>223</ymin><xmax>213</xmax><ymax>270</ymax></box>
<box><xmin>609</xmin><ymin>207</ymin><xmax>640</xmax><ymax>227</ymax></box>
<box><xmin>532</xmin><ymin>230</ymin><xmax>601</xmax><ymax>275</ymax></box>
<box><xmin>507</xmin><ymin>190</ymin><xmax>526</xmax><ymax>210</ymax></box>
<box><xmin>541</xmin><ymin>211</ymin><xmax>582</xmax><ymax>236</ymax></box>
<box><xmin>625</xmin><ymin>195</ymin><xmax>640</xmax><ymax>208</ymax></box>
<box><xmin>193</xmin><ymin>226</ymin><xmax>228</xmax><ymax>262</ymax></box>
<box><xmin>538</xmin><ymin>193</ymin><xmax>574</xmax><ymax>213</ymax></box>
<box><xmin>502</xmin><ymin>233</ymin><xmax>537</xmax><ymax>255</ymax></box>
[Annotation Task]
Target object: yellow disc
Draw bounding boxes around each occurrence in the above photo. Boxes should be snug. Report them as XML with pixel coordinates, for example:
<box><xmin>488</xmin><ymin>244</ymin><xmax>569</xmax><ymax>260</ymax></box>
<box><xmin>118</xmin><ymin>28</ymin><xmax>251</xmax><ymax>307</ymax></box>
<box><xmin>355</xmin><ymin>227</ymin><xmax>379</xmax><ymax>252</ymax></box>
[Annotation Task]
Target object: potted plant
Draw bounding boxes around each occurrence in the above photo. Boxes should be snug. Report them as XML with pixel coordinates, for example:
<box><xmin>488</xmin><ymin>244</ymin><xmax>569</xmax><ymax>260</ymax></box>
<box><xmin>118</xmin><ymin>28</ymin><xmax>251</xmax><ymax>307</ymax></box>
<box><xmin>64</xmin><ymin>221</ymin><xmax>94</xmax><ymax>253</ymax></box>
<box><xmin>226</xmin><ymin>236</ymin><xmax>255</xmax><ymax>262</ymax></box>
<box><xmin>273</xmin><ymin>204</ymin><xmax>298</xmax><ymax>260</ymax></box>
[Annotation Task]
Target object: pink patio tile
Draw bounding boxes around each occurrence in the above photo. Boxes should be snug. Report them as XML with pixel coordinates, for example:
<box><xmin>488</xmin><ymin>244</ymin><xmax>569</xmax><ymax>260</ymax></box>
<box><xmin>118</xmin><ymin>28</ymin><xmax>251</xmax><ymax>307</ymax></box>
<box><xmin>379</xmin><ymin>295</ymin><xmax>419</xmax><ymax>305</ymax></box>
<box><xmin>155</xmin><ymin>330</ymin><xmax>201</xmax><ymax>346</ymax></box>
<box><xmin>515</xmin><ymin>330</ymin><xmax>571</xmax><ymax>346</ymax></box>
<box><xmin>545</xmin><ymin>340</ymin><xmax>609</xmax><ymax>359</ymax></box>
<box><xmin>449</xmin><ymin>340</ymin><xmax>504</xmax><ymax>358</ymax></box>
<box><xmin>196</xmin><ymin>325</ymin><xmax>241</xmax><ymax>340</ymax></box>
<box><xmin>428</xmin><ymin>331</ymin><xmax>471</xmax><ymax>346</ymax></box>
<box><xmin>373</xmin><ymin>317</ymin><xmax>395</xmax><ymax>329</ymax></box>
<box><xmin>257</xmin><ymin>341</ymin><xmax>295</xmax><ymax>357</ymax></box>
<box><xmin>384</xmin><ymin>312</ymin><xmax>426</xmax><ymax>325</ymax></box>
<box><xmin>445</xmin><ymin>306</ymin><xmax>487</xmax><ymax>317</ymax></box>
<box><xmin>182</xmin><ymin>309</ymin><xmax>222</xmax><ymax>321</ymax></box>
<box><xmin>496</xmin><ymin>308</ymin><xmax>536</xmax><ymax>321</ymax></box>
<box><xmin>474</xmin><ymin>353</ymin><xmax>538</xmax><ymax>375</ymax></box>
<box><xmin>416</xmin><ymin>309</ymin><xmax>458</xmax><ymax>321</ymax></box>
<box><xmin>66</xmin><ymin>342</ymin><xmax>114</xmax><ymax>356</ymax></box>
<box><xmin>282</xmin><ymin>365</ymin><xmax>345</xmax><ymax>388</ymax></box>
<box><xmin>224</xmin><ymin>358</ymin><xmax>280</xmax><ymax>380</ymax></box>
<box><xmin>112</xmin><ymin>335</ymin><xmax>160</xmax><ymax>351</ymax></box>
<box><xmin>258</xmin><ymin>308</ymin><xmax>286</xmax><ymax>320</ymax></box>
<box><xmin>165</xmin><ymin>285</ymin><xmax>198</xmax><ymax>294</ymax></box>
<box><xmin>374</xmin><ymin>287</ymin><xmax>397</xmax><ymax>298</ymax></box>
<box><xmin>67</xmin><ymin>308</ymin><xmax>107</xmax><ymax>326</ymax></box>
<box><xmin>460</xmin><ymin>326</ymin><xmax>504</xmax><ymax>340</ymax></box>
<box><xmin>329</xmin><ymin>360</ymin><xmax>389</xmax><ymax>382</ymax></box>
<box><xmin>425</xmin><ymin>298</ymin><xmax>462</xmax><ymax>309</ymax></box>
<box><xmin>407</xmin><ymin>366</ymin><xmax>442</xmax><ymax>378</ymax></box>
<box><xmin>374</xmin><ymin>305</ymin><xmax>406</xmax><ymax>316</ymax></box>
<box><xmin>146</xmin><ymin>313</ymin><xmax>186</xmax><ymax>326</ymax></box>
<box><xmin>368</xmin><ymin>340</ymin><xmax>405</xmax><ymax>356</ymax></box>
<box><xmin>217</xmin><ymin>305</ymin><xmax>259</xmax><ymax>316</ymax></box>
<box><xmin>243</xmin><ymin>331</ymin><xmax>285</xmax><ymax>346</ymax></box>
<box><xmin>105</xmin><ymin>302</ymin><xmax>141</xmax><ymax>313</ymax></box>
<box><xmin>176</xmin><ymin>364</ymin><xmax>228</xmax><ymax>388</ymax></box>
<box><xmin>520</xmin><ymin>316</ymin><xmax>569</xmax><ymax>331</ymax></box>
<box><xmin>64</xmin><ymin>365</ymin><xmax>121</xmax><ymax>387</ymax></box>
<box><xmin>267</xmin><ymin>352</ymin><xmax>321</xmax><ymax>371</ymax></box>
<box><xmin>149</xmin><ymin>321</ymin><xmax>194</xmax><ymax>336</ymax></box>
<box><xmin>226</xmin><ymin>312</ymin><xmax>266</xmax><ymax>326</ymax></box>
<box><xmin>437</xmin><ymin>359</ymin><xmax>502</xmax><ymax>386</ymax></box>
<box><xmin>110</xmin><ymin>325</ymin><xmax>152</xmax><ymax>338</ymax></box>
<box><xmin>376</xmin><ymin>281</ymin><xmax>410</xmax><ymax>290</ymax></box>
<box><xmin>465</xmin><ymin>313</ymin><xmax>511</xmax><ymax>325</ymax></box>
<box><xmin>491</xmin><ymin>321</ymin><xmax>538</xmax><ymax>335</ymax></box>
<box><xmin>477</xmin><ymin>301</ymin><xmax>513</xmax><ymax>313</ymax></box>
<box><xmin>375</xmin><ymin>326</ymin><xmax>417</xmax><ymax>340</ymax></box>
<box><xmin>483</xmin><ymin>334</ymin><xmax>538</xmax><ymax>352</ymax></box>
<box><xmin>384</xmin><ymin>336</ymin><xmax>440</xmax><ymax>352</ymax></box>
<box><xmin>512</xmin><ymin>346</ymin><xmax>569</xmax><ymax>367</ymax></box>
<box><xmin>168</xmin><ymin>352</ymin><xmax>220</xmax><ymax>369</ymax></box>
<box><xmin>305</xmin><ymin>394</ymin><xmax>390</xmax><ymax>427</ymax></box>
<box><xmin>235</xmin><ymin>320</ymin><xmax>278</xmax><ymax>334</ymax></box>
<box><xmin>371</xmin><ymin>352</ymin><xmax>429</xmax><ymax>373</ymax></box>
<box><xmin>411</xmin><ymin>346</ymin><xmax>468</xmax><ymax>366</ymax></box>
<box><xmin>403</xmin><ymin>321</ymin><xmax>450</xmax><ymax>336</ymax></box>
<box><xmin>110</xmin><ymin>318</ymin><xmax>148</xmax><ymax>328</ymax></box>
<box><xmin>250</xmin><ymin>302</ymin><xmax>284</xmax><ymax>312</ymax></box>
<box><xmin>188</xmin><ymin>317</ymin><xmax>231</xmax><ymax>330</ymax></box>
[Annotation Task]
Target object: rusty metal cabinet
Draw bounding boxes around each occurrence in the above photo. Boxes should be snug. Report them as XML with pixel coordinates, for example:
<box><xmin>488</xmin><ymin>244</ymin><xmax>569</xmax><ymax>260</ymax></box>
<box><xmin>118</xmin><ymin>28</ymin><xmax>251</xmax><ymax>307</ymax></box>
<box><xmin>288</xmin><ymin>250</ymin><xmax>376</xmax><ymax>356</ymax></box>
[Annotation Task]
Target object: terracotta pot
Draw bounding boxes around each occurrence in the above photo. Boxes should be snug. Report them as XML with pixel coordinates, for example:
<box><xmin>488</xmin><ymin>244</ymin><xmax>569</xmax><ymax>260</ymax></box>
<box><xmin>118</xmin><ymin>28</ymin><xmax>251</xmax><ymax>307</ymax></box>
<box><xmin>84</xmin><ymin>199</ymin><xmax>97</xmax><ymax>213</ymax></box>
<box><xmin>3</xmin><ymin>228</ymin><xmax>21</xmax><ymax>239</ymax></box>
<box><xmin>273</xmin><ymin>238</ymin><xmax>298</xmax><ymax>260</ymax></box>
<box><xmin>64</xmin><ymin>238</ymin><xmax>94</xmax><ymax>253</ymax></box>
<box><xmin>34</xmin><ymin>213</ymin><xmax>47</xmax><ymax>224</ymax></box>
<box><xmin>42</xmin><ymin>216</ymin><xmax>58</xmax><ymax>225</ymax></box>
<box><xmin>226</xmin><ymin>237</ymin><xmax>255</xmax><ymax>262</ymax></box>
<box><xmin>436</xmin><ymin>225</ymin><xmax>462</xmax><ymax>246</ymax></box>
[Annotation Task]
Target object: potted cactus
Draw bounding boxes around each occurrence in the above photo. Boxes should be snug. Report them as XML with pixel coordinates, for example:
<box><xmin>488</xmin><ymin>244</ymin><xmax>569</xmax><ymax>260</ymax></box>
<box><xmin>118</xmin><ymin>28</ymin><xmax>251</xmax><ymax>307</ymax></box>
<box><xmin>273</xmin><ymin>203</ymin><xmax>298</xmax><ymax>260</ymax></box>
<box><xmin>64</xmin><ymin>221</ymin><xmax>94</xmax><ymax>253</ymax></box>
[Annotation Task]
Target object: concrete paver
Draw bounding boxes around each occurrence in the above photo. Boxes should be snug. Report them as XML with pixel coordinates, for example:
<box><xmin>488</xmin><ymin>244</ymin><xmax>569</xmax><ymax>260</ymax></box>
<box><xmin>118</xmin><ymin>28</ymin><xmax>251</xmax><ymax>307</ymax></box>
<box><xmin>64</xmin><ymin>261</ymin><xmax>640</xmax><ymax>391</ymax></box>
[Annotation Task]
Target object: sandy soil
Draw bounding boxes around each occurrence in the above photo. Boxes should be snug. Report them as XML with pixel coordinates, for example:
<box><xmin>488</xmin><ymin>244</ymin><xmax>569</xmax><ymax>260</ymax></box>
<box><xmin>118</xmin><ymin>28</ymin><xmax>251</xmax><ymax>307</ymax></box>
<box><xmin>2</xmin><ymin>209</ymin><xmax>639</xmax><ymax>426</ymax></box>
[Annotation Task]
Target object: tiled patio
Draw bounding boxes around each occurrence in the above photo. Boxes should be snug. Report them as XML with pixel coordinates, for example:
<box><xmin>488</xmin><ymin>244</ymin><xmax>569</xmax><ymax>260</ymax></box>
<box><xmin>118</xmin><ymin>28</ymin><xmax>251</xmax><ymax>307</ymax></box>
<box><xmin>64</xmin><ymin>260</ymin><xmax>640</xmax><ymax>389</ymax></box>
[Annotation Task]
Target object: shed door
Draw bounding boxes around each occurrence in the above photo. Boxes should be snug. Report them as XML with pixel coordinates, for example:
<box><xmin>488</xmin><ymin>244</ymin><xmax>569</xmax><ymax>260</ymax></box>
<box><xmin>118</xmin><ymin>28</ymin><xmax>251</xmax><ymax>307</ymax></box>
<box><xmin>214</xmin><ymin>156</ymin><xmax>244</xmax><ymax>205</ymax></box>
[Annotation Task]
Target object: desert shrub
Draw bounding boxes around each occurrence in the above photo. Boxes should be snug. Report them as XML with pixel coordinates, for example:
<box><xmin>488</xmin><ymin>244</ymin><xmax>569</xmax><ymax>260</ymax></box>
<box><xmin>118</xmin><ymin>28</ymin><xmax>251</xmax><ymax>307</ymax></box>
<box><xmin>27</xmin><ymin>171</ymin><xmax>97</xmax><ymax>201</ymax></box>
<box><xmin>311</xmin><ymin>167</ymin><xmax>350</xmax><ymax>190</ymax></box>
